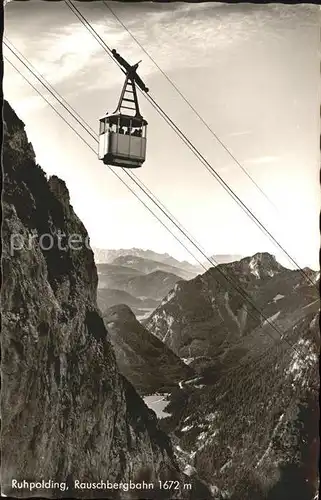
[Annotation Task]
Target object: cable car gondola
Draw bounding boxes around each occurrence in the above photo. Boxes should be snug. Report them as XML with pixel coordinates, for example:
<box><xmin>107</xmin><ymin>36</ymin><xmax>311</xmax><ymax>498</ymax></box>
<box><xmin>98</xmin><ymin>49</ymin><xmax>149</xmax><ymax>169</ymax></box>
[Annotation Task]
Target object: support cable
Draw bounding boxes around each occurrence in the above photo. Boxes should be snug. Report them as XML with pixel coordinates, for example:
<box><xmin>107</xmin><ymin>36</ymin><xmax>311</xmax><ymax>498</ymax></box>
<box><xmin>64</xmin><ymin>0</ymin><xmax>316</xmax><ymax>289</ymax></box>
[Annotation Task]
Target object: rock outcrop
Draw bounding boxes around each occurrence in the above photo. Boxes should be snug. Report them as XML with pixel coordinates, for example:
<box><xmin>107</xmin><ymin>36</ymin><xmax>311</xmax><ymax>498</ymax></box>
<box><xmin>1</xmin><ymin>101</ymin><xmax>196</xmax><ymax>499</ymax></box>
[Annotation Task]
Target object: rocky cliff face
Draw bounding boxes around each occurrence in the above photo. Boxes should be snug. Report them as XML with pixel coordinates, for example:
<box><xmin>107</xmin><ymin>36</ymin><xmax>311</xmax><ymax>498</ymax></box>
<box><xmin>1</xmin><ymin>101</ymin><xmax>197</xmax><ymax>499</ymax></box>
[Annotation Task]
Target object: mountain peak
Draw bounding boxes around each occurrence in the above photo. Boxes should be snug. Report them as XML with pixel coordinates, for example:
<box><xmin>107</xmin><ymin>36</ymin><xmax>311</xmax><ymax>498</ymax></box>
<box><xmin>249</xmin><ymin>251</ymin><xmax>279</xmax><ymax>263</ymax></box>
<box><xmin>239</xmin><ymin>252</ymin><xmax>284</xmax><ymax>279</ymax></box>
<box><xmin>48</xmin><ymin>175</ymin><xmax>70</xmax><ymax>208</ymax></box>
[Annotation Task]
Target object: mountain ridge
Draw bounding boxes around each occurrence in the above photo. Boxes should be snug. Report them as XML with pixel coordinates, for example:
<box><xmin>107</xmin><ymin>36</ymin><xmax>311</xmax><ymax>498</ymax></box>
<box><xmin>94</xmin><ymin>247</ymin><xmax>244</xmax><ymax>273</ymax></box>
<box><xmin>145</xmin><ymin>252</ymin><xmax>318</xmax><ymax>360</ymax></box>
<box><xmin>94</xmin><ymin>247</ymin><xmax>200</xmax><ymax>270</ymax></box>
<box><xmin>145</xmin><ymin>251</ymin><xmax>319</xmax><ymax>498</ymax></box>
<box><xmin>97</xmin><ymin>288</ymin><xmax>159</xmax><ymax>314</ymax></box>
<box><xmin>102</xmin><ymin>304</ymin><xmax>194</xmax><ymax>396</ymax></box>
<box><xmin>111</xmin><ymin>254</ymin><xmax>196</xmax><ymax>278</ymax></box>
<box><xmin>125</xmin><ymin>269</ymin><xmax>184</xmax><ymax>300</ymax></box>
<box><xmin>96</xmin><ymin>262</ymin><xmax>185</xmax><ymax>317</ymax></box>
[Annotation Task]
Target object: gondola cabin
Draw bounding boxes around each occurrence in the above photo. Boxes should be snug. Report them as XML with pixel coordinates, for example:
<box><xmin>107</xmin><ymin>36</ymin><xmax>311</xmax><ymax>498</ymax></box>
<box><xmin>98</xmin><ymin>49</ymin><xmax>149</xmax><ymax>169</ymax></box>
<box><xmin>98</xmin><ymin>113</ymin><xmax>147</xmax><ymax>169</ymax></box>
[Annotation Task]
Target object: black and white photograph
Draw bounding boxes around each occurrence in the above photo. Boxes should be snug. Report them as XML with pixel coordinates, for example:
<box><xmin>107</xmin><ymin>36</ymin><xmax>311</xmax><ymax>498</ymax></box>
<box><xmin>2</xmin><ymin>1</ymin><xmax>320</xmax><ymax>499</ymax></box>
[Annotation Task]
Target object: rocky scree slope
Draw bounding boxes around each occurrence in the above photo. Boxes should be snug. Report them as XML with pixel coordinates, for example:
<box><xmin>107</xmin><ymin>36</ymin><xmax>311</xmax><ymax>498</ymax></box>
<box><xmin>102</xmin><ymin>304</ymin><xmax>194</xmax><ymax>396</ymax></box>
<box><xmin>147</xmin><ymin>254</ymin><xmax>319</xmax><ymax>499</ymax></box>
<box><xmin>1</xmin><ymin>101</ymin><xmax>203</xmax><ymax>499</ymax></box>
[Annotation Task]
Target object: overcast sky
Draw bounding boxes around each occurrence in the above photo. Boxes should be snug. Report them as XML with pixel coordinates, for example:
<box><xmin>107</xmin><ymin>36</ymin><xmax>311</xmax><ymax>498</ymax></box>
<box><xmin>4</xmin><ymin>1</ymin><xmax>320</xmax><ymax>269</ymax></box>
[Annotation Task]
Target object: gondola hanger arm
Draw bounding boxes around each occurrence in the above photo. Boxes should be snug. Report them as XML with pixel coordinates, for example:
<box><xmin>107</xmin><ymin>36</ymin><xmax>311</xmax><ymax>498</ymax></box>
<box><xmin>111</xmin><ymin>48</ymin><xmax>149</xmax><ymax>93</ymax></box>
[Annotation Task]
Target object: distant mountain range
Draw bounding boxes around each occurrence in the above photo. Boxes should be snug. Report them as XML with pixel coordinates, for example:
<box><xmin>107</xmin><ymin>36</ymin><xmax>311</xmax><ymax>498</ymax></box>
<box><xmin>111</xmin><ymin>254</ymin><xmax>199</xmax><ymax>280</ymax></box>
<box><xmin>94</xmin><ymin>246</ymin><xmax>194</xmax><ymax>266</ymax></box>
<box><xmin>94</xmin><ymin>248</ymin><xmax>203</xmax><ymax>275</ymax></box>
<box><xmin>96</xmin><ymin>261</ymin><xmax>185</xmax><ymax>318</ymax></box>
<box><xmin>95</xmin><ymin>249</ymin><xmax>244</xmax><ymax>318</ymax></box>
<box><xmin>97</xmin><ymin>262</ymin><xmax>144</xmax><ymax>289</ymax></box>
<box><xmin>93</xmin><ymin>247</ymin><xmax>243</xmax><ymax>272</ymax></box>
<box><xmin>96</xmin><ymin>253</ymin><xmax>193</xmax><ymax>318</ymax></box>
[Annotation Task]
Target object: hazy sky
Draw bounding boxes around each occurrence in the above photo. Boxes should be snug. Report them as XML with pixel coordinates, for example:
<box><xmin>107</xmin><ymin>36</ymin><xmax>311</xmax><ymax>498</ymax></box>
<box><xmin>4</xmin><ymin>1</ymin><xmax>320</xmax><ymax>269</ymax></box>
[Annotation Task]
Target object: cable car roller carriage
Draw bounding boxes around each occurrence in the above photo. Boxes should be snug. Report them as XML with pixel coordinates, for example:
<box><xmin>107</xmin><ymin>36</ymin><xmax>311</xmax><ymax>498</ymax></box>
<box><xmin>98</xmin><ymin>49</ymin><xmax>149</xmax><ymax>169</ymax></box>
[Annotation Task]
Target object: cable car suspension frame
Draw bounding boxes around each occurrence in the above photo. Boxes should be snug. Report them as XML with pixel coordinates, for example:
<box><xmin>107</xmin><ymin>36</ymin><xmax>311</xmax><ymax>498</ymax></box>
<box><xmin>98</xmin><ymin>50</ymin><xmax>149</xmax><ymax>169</ymax></box>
